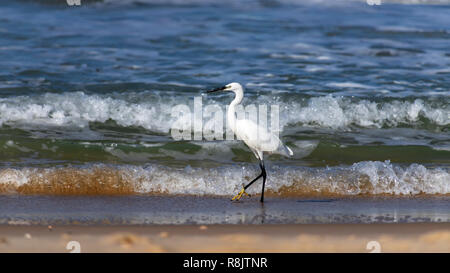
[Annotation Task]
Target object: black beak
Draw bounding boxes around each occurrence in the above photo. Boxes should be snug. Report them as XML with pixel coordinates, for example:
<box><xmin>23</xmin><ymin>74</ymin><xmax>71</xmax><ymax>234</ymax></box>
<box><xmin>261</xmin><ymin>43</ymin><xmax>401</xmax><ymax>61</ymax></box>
<box><xmin>204</xmin><ymin>86</ymin><xmax>227</xmax><ymax>94</ymax></box>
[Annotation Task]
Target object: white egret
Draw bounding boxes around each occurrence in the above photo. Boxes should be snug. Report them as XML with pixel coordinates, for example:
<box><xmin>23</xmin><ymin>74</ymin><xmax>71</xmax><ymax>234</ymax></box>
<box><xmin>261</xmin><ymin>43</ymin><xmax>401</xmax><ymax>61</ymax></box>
<box><xmin>205</xmin><ymin>82</ymin><xmax>293</xmax><ymax>202</ymax></box>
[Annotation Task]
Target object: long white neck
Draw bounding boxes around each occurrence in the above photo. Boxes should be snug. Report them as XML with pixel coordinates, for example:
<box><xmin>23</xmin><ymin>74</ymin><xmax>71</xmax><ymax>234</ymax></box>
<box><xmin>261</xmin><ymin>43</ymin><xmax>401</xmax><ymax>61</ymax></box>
<box><xmin>227</xmin><ymin>88</ymin><xmax>243</xmax><ymax>133</ymax></box>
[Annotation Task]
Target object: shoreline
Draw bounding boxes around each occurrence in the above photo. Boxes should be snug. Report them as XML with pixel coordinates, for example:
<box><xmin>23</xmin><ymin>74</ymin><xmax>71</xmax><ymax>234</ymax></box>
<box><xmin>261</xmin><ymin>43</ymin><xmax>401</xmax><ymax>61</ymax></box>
<box><xmin>0</xmin><ymin>223</ymin><xmax>449</xmax><ymax>252</ymax></box>
<box><xmin>1</xmin><ymin>195</ymin><xmax>448</xmax><ymax>225</ymax></box>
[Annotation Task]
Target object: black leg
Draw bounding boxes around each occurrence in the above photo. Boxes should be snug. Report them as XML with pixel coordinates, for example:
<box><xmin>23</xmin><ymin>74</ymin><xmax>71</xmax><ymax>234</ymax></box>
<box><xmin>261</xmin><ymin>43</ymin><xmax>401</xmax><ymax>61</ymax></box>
<box><xmin>243</xmin><ymin>160</ymin><xmax>264</xmax><ymax>190</ymax></box>
<box><xmin>243</xmin><ymin>173</ymin><xmax>262</xmax><ymax>190</ymax></box>
<box><xmin>260</xmin><ymin>162</ymin><xmax>266</xmax><ymax>203</ymax></box>
<box><xmin>233</xmin><ymin>160</ymin><xmax>267</xmax><ymax>202</ymax></box>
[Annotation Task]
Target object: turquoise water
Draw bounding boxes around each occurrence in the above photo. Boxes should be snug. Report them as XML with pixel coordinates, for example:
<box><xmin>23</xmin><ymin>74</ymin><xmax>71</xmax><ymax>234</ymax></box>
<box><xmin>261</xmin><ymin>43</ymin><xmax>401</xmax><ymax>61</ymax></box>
<box><xmin>0</xmin><ymin>0</ymin><xmax>448</xmax><ymax>197</ymax></box>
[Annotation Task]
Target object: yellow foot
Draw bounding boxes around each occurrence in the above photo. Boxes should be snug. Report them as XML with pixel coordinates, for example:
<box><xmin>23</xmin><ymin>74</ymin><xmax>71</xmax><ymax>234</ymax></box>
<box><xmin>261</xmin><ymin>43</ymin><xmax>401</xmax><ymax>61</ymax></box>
<box><xmin>231</xmin><ymin>187</ymin><xmax>250</xmax><ymax>201</ymax></box>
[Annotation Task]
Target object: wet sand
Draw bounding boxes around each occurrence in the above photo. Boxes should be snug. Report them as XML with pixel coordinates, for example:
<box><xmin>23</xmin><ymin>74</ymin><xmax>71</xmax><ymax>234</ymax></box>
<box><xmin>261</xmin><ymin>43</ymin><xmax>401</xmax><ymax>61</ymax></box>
<box><xmin>0</xmin><ymin>223</ymin><xmax>449</xmax><ymax>253</ymax></box>
<box><xmin>1</xmin><ymin>195</ymin><xmax>448</xmax><ymax>252</ymax></box>
<box><xmin>0</xmin><ymin>195</ymin><xmax>448</xmax><ymax>225</ymax></box>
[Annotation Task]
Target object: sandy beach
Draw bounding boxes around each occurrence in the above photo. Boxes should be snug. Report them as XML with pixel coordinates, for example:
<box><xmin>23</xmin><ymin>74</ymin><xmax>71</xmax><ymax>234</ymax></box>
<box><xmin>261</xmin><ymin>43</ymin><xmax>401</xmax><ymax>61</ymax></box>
<box><xmin>1</xmin><ymin>196</ymin><xmax>448</xmax><ymax>252</ymax></box>
<box><xmin>0</xmin><ymin>223</ymin><xmax>448</xmax><ymax>253</ymax></box>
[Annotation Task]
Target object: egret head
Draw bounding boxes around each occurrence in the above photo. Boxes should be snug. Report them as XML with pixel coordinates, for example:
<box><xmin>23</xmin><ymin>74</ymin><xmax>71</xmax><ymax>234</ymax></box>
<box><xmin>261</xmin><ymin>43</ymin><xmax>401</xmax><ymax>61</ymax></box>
<box><xmin>205</xmin><ymin>82</ymin><xmax>243</xmax><ymax>94</ymax></box>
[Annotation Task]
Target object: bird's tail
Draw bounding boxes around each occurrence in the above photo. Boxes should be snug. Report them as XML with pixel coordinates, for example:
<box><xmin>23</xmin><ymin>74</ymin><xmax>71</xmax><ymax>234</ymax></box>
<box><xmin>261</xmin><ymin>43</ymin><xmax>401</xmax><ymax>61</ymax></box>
<box><xmin>285</xmin><ymin>145</ymin><xmax>294</xmax><ymax>157</ymax></box>
<box><xmin>277</xmin><ymin>144</ymin><xmax>293</xmax><ymax>157</ymax></box>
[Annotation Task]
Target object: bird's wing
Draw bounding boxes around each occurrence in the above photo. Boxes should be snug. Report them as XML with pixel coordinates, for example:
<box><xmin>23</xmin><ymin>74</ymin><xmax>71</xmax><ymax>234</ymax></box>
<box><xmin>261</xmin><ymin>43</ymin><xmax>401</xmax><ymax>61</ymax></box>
<box><xmin>235</xmin><ymin>119</ymin><xmax>293</xmax><ymax>157</ymax></box>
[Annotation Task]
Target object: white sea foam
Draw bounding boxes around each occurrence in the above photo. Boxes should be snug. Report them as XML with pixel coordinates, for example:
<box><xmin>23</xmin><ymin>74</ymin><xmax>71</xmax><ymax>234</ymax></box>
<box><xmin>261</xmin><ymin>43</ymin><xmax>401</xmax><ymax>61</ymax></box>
<box><xmin>327</xmin><ymin>82</ymin><xmax>374</xmax><ymax>89</ymax></box>
<box><xmin>280</xmin><ymin>95</ymin><xmax>449</xmax><ymax>129</ymax></box>
<box><xmin>0</xmin><ymin>92</ymin><xmax>448</xmax><ymax>135</ymax></box>
<box><xmin>0</xmin><ymin>161</ymin><xmax>448</xmax><ymax>196</ymax></box>
<box><xmin>0</xmin><ymin>92</ymin><xmax>173</xmax><ymax>133</ymax></box>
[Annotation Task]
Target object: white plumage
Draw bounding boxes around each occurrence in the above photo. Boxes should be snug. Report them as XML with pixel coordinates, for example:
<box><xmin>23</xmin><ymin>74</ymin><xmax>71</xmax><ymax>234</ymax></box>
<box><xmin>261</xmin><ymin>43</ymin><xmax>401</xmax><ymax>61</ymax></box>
<box><xmin>205</xmin><ymin>82</ymin><xmax>293</xmax><ymax>202</ymax></box>
<box><xmin>235</xmin><ymin>117</ymin><xmax>293</xmax><ymax>160</ymax></box>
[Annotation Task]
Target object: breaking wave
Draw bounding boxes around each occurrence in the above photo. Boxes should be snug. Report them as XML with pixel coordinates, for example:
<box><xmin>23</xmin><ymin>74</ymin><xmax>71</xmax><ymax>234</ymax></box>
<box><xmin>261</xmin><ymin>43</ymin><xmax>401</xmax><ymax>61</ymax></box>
<box><xmin>0</xmin><ymin>92</ymin><xmax>448</xmax><ymax>134</ymax></box>
<box><xmin>280</xmin><ymin>95</ymin><xmax>449</xmax><ymax>129</ymax></box>
<box><xmin>0</xmin><ymin>161</ymin><xmax>448</xmax><ymax>196</ymax></box>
